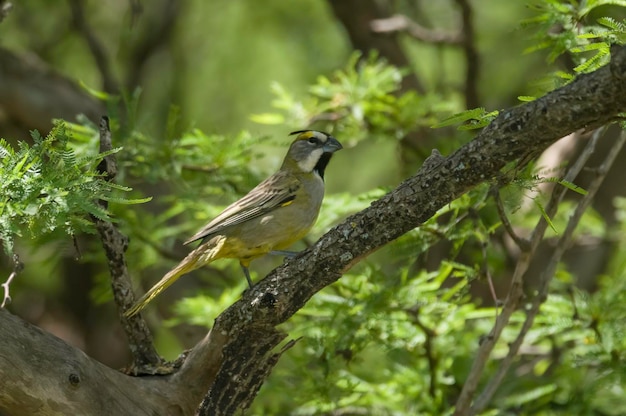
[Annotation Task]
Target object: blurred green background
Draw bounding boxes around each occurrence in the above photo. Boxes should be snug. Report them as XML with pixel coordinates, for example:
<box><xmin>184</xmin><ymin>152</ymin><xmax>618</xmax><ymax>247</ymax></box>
<box><xmin>3</xmin><ymin>1</ymin><xmax>626</xmax><ymax>415</ymax></box>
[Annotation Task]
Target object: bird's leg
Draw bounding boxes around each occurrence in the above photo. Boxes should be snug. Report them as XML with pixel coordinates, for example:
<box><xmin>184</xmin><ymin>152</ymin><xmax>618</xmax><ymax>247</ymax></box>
<box><xmin>269</xmin><ymin>250</ymin><xmax>298</xmax><ymax>258</ymax></box>
<box><xmin>240</xmin><ymin>263</ymin><xmax>254</xmax><ymax>288</ymax></box>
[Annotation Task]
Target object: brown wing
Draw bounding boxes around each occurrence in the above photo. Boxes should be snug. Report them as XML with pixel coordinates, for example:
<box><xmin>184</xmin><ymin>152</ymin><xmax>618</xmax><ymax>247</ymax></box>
<box><xmin>184</xmin><ymin>170</ymin><xmax>300</xmax><ymax>245</ymax></box>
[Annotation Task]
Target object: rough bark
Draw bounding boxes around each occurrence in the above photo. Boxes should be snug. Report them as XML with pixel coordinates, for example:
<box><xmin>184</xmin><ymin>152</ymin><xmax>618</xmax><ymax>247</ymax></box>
<box><xmin>1</xmin><ymin>46</ymin><xmax>626</xmax><ymax>416</ymax></box>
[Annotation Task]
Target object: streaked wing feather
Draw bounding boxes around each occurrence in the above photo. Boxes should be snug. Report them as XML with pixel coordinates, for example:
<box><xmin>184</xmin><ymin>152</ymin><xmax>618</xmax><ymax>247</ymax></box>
<box><xmin>184</xmin><ymin>171</ymin><xmax>300</xmax><ymax>244</ymax></box>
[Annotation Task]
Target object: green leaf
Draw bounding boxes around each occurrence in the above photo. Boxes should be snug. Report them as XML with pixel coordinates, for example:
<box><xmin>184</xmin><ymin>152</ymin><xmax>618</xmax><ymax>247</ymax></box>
<box><xmin>100</xmin><ymin>196</ymin><xmax>153</xmax><ymax>205</ymax></box>
<box><xmin>432</xmin><ymin>108</ymin><xmax>489</xmax><ymax>128</ymax></box>
<box><xmin>558</xmin><ymin>179</ymin><xmax>588</xmax><ymax>195</ymax></box>
<box><xmin>503</xmin><ymin>384</ymin><xmax>558</xmax><ymax>407</ymax></box>
<box><xmin>579</xmin><ymin>1</ymin><xmax>626</xmax><ymax>18</ymax></box>
<box><xmin>79</xmin><ymin>80</ymin><xmax>114</xmax><ymax>101</ymax></box>
<box><xmin>534</xmin><ymin>198</ymin><xmax>558</xmax><ymax>234</ymax></box>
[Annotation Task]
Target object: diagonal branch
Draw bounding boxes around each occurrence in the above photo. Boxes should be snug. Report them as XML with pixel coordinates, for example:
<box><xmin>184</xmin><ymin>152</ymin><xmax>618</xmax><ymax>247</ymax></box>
<box><xmin>2</xmin><ymin>45</ymin><xmax>626</xmax><ymax>416</ymax></box>
<box><xmin>192</xmin><ymin>47</ymin><xmax>626</xmax><ymax>414</ymax></box>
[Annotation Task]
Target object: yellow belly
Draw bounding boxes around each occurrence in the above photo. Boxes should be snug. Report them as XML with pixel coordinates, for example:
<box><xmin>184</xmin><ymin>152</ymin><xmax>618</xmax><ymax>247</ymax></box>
<box><xmin>216</xmin><ymin>209</ymin><xmax>317</xmax><ymax>265</ymax></box>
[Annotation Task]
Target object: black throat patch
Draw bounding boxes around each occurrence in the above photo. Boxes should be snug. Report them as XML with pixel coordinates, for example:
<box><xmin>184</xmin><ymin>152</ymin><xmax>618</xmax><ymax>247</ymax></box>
<box><xmin>314</xmin><ymin>152</ymin><xmax>333</xmax><ymax>181</ymax></box>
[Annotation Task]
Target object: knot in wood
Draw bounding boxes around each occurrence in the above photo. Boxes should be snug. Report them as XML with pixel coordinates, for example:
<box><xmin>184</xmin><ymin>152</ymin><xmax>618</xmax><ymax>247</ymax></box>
<box><xmin>68</xmin><ymin>372</ymin><xmax>80</xmax><ymax>386</ymax></box>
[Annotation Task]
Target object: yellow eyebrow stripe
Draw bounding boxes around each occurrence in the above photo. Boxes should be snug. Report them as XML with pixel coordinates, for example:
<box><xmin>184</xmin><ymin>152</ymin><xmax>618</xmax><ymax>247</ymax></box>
<box><xmin>297</xmin><ymin>131</ymin><xmax>315</xmax><ymax>140</ymax></box>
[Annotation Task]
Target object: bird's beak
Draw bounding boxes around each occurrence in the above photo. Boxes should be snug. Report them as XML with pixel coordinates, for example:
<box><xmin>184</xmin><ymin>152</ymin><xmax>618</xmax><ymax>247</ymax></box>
<box><xmin>323</xmin><ymin>137</ymin><xmax>343</xmax><ymax>153</ymax></box>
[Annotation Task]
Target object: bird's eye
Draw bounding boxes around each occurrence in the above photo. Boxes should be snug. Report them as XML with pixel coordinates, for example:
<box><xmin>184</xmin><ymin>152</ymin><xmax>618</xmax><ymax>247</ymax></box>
<box><xmin>308</xmin><ymin>137</ymin><xmax>319</xmax><ymax>145</ymax></box>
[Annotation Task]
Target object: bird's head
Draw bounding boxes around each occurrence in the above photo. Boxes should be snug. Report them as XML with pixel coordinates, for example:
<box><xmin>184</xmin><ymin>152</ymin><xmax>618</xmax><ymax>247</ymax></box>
<box><xmin>283</xmin><ymin>130</ymin><xmax>343</xmax><ymax>180</ymax></box>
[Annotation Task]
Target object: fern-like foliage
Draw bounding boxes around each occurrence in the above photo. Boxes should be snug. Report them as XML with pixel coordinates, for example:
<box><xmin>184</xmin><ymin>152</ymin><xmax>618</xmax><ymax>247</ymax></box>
<box><xmin>251</xmin><ymin>52</ymin><xmax>451</xmax><ymax>144</ymax></box>
<box><xmin>432</xmin><ymin>107</ymin><xmax>500</xmax><ymax>130</ymax></box>
<box><xmin>0</xmin><ymin>121</ymin><xmax>149</xmax><ymax>254</ymax></box>
<box><xmin>524</xmin><ymin>0</ymin><xmax>626</xmax><ymax>74</ymax></box>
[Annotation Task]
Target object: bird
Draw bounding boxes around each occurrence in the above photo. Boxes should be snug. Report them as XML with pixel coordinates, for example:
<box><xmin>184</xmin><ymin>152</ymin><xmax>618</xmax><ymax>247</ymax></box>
<box><xmin>125</xmin><ymin>130</ymin><xmax>343</xmax><ymax>317</ymax></box>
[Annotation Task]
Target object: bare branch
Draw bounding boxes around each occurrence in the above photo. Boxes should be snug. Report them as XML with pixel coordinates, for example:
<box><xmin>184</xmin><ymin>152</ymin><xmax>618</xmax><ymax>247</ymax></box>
<box><xmin>407</xmin><ymin>307</ymin><xmax>438</xmax><ymax>398</ymax></box>
<box><xmin>471</xmin><ymin>128</ymin><xmax>625</xmax><ymax>414</ymax></box>
<box><xmin>91</xmin><ymin>116</ymin><xmax>164</xmax><ymax>372</ymax></box>
<box><xmin>0</xmin><ymin>47</ymin><xmax>104</xmax><ymax>132</ymax></box>
<box><xmin>479</xmin><ymin>239</ymin><xmax>500</xmax><ymax>308</ymax></box>
<box><xmin>452</xmin><ymin>127</ymin><xmax>606</xmax><ymax>415</ymax></box>
<box><xmin>371</xmin><ymin>4</ymin><xmax>480</xmax><ymax>105</ymax></box>
<box><xmin>371</xmin><ymin>15</ymin><xmax>463</xmax><ymax>45</ymax></box>
<box><xmin>1</xmin><ymin>254</ymin><xmax>22</xmax><ymax>308</ymax></box>
<box><xmin>493</xmin><ymin>188</ymin><xmax>531</xmax><ymax>251</ymax></box>
<box><xmin>190</xmin><ymin>48</ymin><xmax>626</xmax><ymax>412</ymax></box>
<box><xmin>327</xmin><ymin>0</ymin><xmax>424</xmax><ymax>93</ymax></box>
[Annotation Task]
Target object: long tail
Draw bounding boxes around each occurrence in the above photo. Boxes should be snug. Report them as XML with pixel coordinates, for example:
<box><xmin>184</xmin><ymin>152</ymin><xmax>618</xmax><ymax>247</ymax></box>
<box><xmin>124</xmin><ymin>236</ymin><xmax>226</xmax><ymax>317</ymax></box>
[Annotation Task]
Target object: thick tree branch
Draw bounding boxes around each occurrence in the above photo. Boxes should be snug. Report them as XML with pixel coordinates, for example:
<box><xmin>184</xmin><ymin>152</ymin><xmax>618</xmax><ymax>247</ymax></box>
<box><xmin>2</xmin><ymin>47</ymin><xmax>626</xmax><ymax>415</ymax></box>
<box><xmin>194</xmin><ymin>47</ymin><xmax>626</xmax><ymax>413</ymax></box>
<box><xmin>0</xmin><ymin>309</ymin><xmax>183</xmax><ymax>415</ymax></box>
<box><xmin>0</xmin><ymin>47</ymin><xmax>104</xmax><ymax>134</ymax></box>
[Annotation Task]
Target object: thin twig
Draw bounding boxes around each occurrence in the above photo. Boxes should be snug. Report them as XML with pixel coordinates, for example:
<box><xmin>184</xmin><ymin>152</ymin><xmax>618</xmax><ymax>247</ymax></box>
<box><xmin>480</xmin><ymin>239</ymin><xmax>500</xmax><ymax>309</ymax></box>
<box><xmin>493</xmin><ymin>189</ymin><xmax>531</xmax><ymax>251</ymax></box>
<box><xmin>471</xmin><ymin>128</ymin><xmax>626</xmax><ymax>414</ymax></box>
<box><xmin>408</xmin><ymin>308</ymin><xmax>438</xmax><ymax>398</ymax></box>
<box><xmin>453</xmin><ymin>127</ymin><xmax>605</xmax><ymax>416</ymax></box>
<box><xmin>92</xmin><ymin>116</ymin><xmax>164</xmax><ymax>373</ymax></box>
<box><xmin>469</xmin><ymin>206</ymin><xmax>501</xmax><ymax>309</ymax></box>
<box><xmin>1</xmin><ymin>254</ymin><xmax>22</xmax><ymax>308</ymax></box>
<box><xmin>370</xmin><ymin>14</ymin><xmax>463</xmax><ymax>45</ymax></box>
<box><xmin>1</xmin><ymin>272</ymin><xmax>15</xmax><ymax>308</ymax></box>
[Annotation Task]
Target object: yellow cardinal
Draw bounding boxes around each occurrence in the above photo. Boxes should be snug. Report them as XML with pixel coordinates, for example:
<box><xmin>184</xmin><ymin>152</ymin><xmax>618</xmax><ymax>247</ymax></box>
<box><xmin>125</xmin><ymin>130</ymin><xmax>342</xmax><ymax>317</ymax></box>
